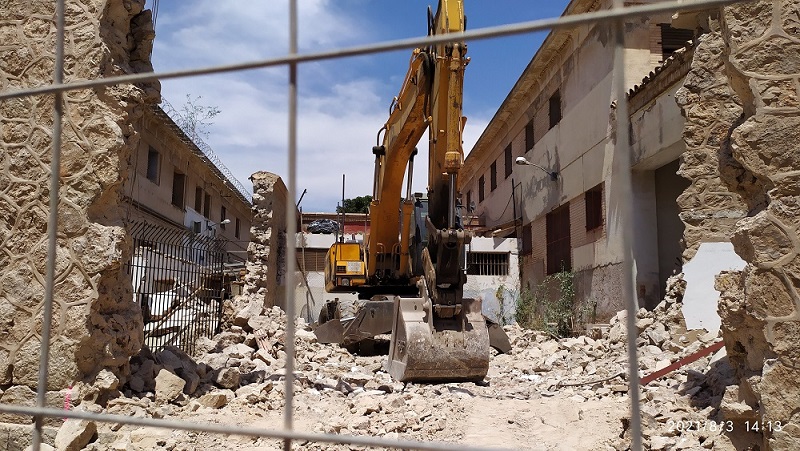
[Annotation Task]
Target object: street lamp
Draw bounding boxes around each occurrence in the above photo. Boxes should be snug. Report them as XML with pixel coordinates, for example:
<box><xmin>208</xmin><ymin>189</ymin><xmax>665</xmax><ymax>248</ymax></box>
<box><xmin>515</xmin><ymin>156</ymin><xmax>558</xmax><ymax>181</ymax></box>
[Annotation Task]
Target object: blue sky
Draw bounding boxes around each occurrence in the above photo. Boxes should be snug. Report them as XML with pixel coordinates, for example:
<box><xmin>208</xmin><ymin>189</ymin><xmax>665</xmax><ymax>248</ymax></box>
<box><xmin>146</xmin><ymin>1</ymin><xmax>570</xmax><ymax>211</ymax></box>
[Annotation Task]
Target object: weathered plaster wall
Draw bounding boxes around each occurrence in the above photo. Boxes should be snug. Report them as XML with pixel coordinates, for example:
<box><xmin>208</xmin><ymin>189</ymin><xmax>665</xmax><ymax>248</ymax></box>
<box><xmin>679</xmin><ymin>2</ymin><xmax>800</xmax><ymax>448</ymax></box>
<box><xmin>0</xmin><ymin>0</ymin><xmax>156</xmax><ymax>419</ymax></box>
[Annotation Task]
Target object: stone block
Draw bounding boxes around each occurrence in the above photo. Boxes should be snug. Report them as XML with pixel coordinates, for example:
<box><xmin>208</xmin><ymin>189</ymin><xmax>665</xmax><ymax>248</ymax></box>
<box><xmin>55</xmin><ymin>419</ymin><xmax>97</xmax><ymax>451</ymax></box>
<box><xmin>154</xmin><ymin>369</ymin><xmax>185</xmax><ymax>403</ymax></box>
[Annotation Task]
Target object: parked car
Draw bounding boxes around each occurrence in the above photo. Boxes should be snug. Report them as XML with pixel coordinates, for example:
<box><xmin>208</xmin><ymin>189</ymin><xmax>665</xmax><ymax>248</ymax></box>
<box><xmin>307</xmin><ymin>219</ymin><xmax>339</xmax><ymax>234</ymax></box>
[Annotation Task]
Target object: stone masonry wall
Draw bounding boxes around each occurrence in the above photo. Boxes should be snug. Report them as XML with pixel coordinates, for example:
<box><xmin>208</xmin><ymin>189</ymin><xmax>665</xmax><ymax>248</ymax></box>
<box><xmin>225</xmin><ymin>171</ymin><xmax>288</xmax><ymax>326</ymax></box>
<box><xmin>680</xmin><ymin>2</ymin><xmax>800</xmax><ymax>449</ymax></box>
<box><xmin>674</xmin><ymin>27</ymin><xmax>753</xmax><ymax>261</ymax></box>
<box><xmin>721</xmin><ymin>2</ymin><xmax>800</xmax><ymax>449</ymax></box>
<box><xmin>0</xmin><ymin>0</ymin><xmax>157</xmax><ymax>421</ymax></box>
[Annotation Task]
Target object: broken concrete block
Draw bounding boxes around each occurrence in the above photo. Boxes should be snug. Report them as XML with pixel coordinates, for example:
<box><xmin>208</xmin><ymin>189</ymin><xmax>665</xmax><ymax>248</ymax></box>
<box><xmin>55</xmin><ymin>419</ymin><xmax>97</xmax><ymax>451</ymax></box>
<box><xmin>214</xmin><ymin>367</ymin><xmax>241</xmax><ymax>389</ymax></box>
<box><xmin>197</xmin><ymin>393</ymin><xmax>229</xmax><ymax>409</ymax></box>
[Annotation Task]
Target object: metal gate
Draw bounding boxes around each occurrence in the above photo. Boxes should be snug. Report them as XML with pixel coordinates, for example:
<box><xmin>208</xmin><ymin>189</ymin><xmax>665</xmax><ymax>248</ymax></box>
<box><xmin>127</xmin><ymin>221</ymin><xmax>227</xmax><ymax>356</ymax></box>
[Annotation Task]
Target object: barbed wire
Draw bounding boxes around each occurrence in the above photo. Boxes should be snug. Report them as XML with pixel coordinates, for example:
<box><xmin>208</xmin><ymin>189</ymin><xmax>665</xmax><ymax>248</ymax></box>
<box><xmin>161</xmin><ymin>98</ymin><xmax>254</xmax><ymax>203</ymax></box>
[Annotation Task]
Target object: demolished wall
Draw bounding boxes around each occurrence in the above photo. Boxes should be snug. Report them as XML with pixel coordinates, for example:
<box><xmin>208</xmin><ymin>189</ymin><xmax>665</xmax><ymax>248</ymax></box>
<box><xmin>674</xmin><ymin>27</ymin><xmax>752</xmax><ymax>261</ymax></box>
<box><xmin>0</xmin><ymin>0</ymin><xmax>157</xmax><ymax>423</ymax></box>
<box><xmin>678</xmin><ymin>1</ymin><xmax>800</xmax><ymax>449</ymax></box>
<box><xmin>225</xmin><ymin>171</ymin><xmax>288</xmax><ymax>326</ymax></box>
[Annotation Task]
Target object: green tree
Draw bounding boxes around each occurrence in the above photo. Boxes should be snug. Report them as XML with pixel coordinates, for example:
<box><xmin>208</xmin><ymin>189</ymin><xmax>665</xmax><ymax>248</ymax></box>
<box><xmin>337</xmin><ymin>195</ymin><xmax>372</xmax><ymax>213</ymax></box>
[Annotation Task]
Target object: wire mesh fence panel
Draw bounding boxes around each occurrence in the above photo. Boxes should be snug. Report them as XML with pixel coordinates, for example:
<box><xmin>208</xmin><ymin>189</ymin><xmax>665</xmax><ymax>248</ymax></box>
<box><xmin>0</xmin><ymin>1</ymin><xmax>766</xmax><ymax>451</ymax></box>
<box><xmin>127</xmin><ymin>221</ymin><xmax>228</xmax><ymax>356</ymax></box>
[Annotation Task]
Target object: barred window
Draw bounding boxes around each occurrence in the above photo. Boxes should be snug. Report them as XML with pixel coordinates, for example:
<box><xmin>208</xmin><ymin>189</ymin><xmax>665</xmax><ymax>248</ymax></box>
<box><xmin>466</xmin><ymin>252</ymin><xmax>509</xmax><ymax>276</ymax></box>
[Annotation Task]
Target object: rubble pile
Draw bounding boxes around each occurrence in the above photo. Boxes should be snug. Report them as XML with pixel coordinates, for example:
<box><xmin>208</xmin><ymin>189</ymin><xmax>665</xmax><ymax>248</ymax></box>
<box><xmin>50</xmin><ymin>277</ymin><xmax>757</xmax><ymax>450</ymax></box>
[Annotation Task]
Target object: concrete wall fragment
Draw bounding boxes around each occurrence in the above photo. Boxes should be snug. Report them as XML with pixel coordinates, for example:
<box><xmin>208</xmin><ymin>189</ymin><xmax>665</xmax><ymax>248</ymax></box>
<box><xmin>225</xmin><ymin>171</ymin><xmax>288</xmax><ymax>327</ymax></box>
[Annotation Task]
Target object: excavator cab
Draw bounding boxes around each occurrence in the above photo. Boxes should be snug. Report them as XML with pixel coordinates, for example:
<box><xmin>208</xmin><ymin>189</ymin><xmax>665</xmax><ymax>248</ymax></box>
<box><xmin>324</xmin><ymin>242</ymin><xmax>367</xmax><ymax>292</ymax></box>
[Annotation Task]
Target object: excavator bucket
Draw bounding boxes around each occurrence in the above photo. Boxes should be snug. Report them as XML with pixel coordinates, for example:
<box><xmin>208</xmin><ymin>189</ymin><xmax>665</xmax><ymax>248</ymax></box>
<box><xmin>385</xmin><ymin>296</ymin><xmax>490</xmax><ymax>382</ymax></box>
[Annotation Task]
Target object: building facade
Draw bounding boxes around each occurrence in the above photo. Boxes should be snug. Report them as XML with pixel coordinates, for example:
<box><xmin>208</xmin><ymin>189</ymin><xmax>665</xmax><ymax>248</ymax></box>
<box><xmin>460</xmin><ymin>0</ymin><xmax>695</xmax><ymax>318</ymax></box>
<box><xmin>124</xmin><ymin>105</ymin><xmax>252</xmax><ymax>259</ymax></box>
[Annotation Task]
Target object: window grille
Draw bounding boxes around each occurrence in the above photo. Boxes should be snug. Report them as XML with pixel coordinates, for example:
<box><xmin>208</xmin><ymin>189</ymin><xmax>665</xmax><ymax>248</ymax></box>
<box><xmin>467</xmin><ymin>252</ymin><xmax>509</xmax><ymax>276</ymax></box>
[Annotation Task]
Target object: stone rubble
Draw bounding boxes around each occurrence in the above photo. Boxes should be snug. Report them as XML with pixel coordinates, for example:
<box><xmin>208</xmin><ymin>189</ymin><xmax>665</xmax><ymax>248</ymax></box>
<box><xmin>46</xmin><ymin>276</ymin><xmax>761</xmax><ymax>450</ymax></box>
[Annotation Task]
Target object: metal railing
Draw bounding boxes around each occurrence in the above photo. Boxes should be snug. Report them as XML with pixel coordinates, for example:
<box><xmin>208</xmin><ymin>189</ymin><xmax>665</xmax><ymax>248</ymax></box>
<box><xmin>0</xmin><ymin>1</ymin><xmax>758</xmax><ymax>450</ymax></box>
<box><xmin>127</xmin><ymin>221</ymin><xmax>227</xmax><ymax>356</ymax></box>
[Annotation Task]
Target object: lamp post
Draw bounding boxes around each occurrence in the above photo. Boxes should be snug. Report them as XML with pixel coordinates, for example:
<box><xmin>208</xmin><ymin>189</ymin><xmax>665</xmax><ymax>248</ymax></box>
<box><xmin>515</xmin><ymin>156</ymin><xmax>559</xmax><ymax>181</ymax></box>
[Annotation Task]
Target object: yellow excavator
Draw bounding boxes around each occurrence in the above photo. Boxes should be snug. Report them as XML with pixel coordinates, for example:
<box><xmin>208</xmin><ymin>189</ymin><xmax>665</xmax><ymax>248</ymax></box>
<box><xmin>316</xmin><ymin>0</ymin><xmax>509</xmax><ymax>382</ymax></box>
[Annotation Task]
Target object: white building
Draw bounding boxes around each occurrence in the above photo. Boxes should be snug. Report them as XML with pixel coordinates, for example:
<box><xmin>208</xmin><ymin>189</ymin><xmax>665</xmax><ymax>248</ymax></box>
<box><xmin>460</xmin><ymin>0</ymin><xmax>694</xmax><ymax>319</ymax></box>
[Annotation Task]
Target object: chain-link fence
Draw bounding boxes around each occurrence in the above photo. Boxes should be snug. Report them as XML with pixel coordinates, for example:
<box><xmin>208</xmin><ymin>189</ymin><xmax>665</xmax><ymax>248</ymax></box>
<box><xmin>0</xmin><ymin>1</ymin><xmax>758</xmax><ymax>450</ymax></box>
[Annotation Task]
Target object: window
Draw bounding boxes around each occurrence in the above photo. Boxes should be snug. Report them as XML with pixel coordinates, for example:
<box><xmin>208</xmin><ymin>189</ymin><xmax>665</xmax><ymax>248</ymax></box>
<box><xmin>549</xmin><ymin>90</ymin><xmax>562</xmax><ymax>129</ymax></box>
<box><xmin>521</xmin><ymin>223</ymin><xmax>532</xmax><ymax>256</ymax></box>
<box><xmin>525</xmin><ymin>119</ymin><xmax>534</xmax><ymax>152</ymax></box>
<box><xmin>490</xmin><ymin>161</ymin><xmax>497</xmax><ymax>191</ymax></box>
<box><xmin>504</xmin><ymin>144</ymin><xmax>512</xmax><ymax>179</ymax></box>
<box><xmin>220</xmin><ymin>205</ymin><xmax>227</xmax><ymax>229</ymax></box>
<box><xmin>585</xmin><ymin>183</ymin><xmax>603</xmax><ymax>231</ymax></box>
<box><xmin>546</xmin><ymin>203</ymin><xmax>571</xmax><ymax>274</ymax></box>
<box><xmin>659</xmin><ymin>24</ymin><xmax>694</xmax><ymax>61</ymax></box>
<box><xmin>192</xmin><ymin>221</ymin><xmax>201</xmax><ymax>234</ymax></box>
<box><xmin>194</xmin><ymin>186</ymin><xmax>203</xmax><ymax>212</ymax></box>
<box><xmin>466</xmin><ymin>190</ymin><xmax>472</xmax><ymax>211</ymax></box>
<box><xmin>146</xmin><ymin>147</ymin><xmax>160</xmax><ymax>184</ymax></box>
<box><xmin>171</xmin><ymin>172</ymin><xmax>186</xmax><ymax>208</ymax></box>
<box><xmin>203</xmin><ymin>193</ymin><xmax>211</xmax><ymax>218</ymax></box>
<box><xmin>235</xmin><ymin>217</ymin><xmax>241</xmax><ymax>239</ymax></box>
<box><xmin>466</xmin><ymin>252</ymin><xmax>509</xmax><ymax>276</ymax></box>
<box><xmin>478</xmin><ymin>176</ymin><xmax>485</xmax><ymax>203</ymax></box>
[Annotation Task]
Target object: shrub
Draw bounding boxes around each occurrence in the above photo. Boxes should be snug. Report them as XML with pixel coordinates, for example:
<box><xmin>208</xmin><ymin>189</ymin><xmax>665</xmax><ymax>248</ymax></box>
<box><xmin>515</xmin><ymin>270</ymin><xmax>594</xmax><ymax>337</ymax></box>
